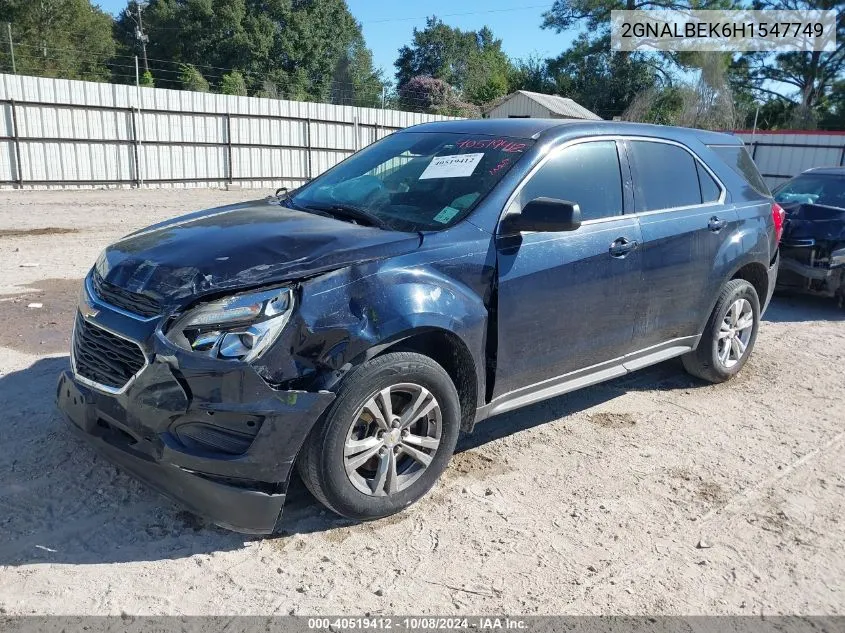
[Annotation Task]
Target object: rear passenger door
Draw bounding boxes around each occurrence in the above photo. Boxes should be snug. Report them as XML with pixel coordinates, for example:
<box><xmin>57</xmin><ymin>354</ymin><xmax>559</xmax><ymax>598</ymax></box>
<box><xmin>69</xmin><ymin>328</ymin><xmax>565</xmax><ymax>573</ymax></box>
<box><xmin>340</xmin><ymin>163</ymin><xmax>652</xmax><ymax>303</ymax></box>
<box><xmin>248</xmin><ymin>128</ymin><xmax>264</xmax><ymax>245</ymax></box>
<box><xmin>624</xmin><ymin>139</ymin><xmax>736</xmax><ymax>350</ymax></box>
<box><xmin>494</xmin><ymin>140</ymin><xmax>644</xmax><ymax>399</ymax></box>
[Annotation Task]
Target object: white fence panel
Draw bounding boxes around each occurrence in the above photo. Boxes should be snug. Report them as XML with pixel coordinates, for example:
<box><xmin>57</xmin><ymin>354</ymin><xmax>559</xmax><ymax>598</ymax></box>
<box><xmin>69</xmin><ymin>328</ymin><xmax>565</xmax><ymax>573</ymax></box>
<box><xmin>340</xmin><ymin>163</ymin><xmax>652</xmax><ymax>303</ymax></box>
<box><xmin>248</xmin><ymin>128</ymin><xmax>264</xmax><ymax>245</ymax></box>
<box><xmin>0</xmin><ymin>73</ymin><xmax>459</xmax><ymax>189</ymax></box>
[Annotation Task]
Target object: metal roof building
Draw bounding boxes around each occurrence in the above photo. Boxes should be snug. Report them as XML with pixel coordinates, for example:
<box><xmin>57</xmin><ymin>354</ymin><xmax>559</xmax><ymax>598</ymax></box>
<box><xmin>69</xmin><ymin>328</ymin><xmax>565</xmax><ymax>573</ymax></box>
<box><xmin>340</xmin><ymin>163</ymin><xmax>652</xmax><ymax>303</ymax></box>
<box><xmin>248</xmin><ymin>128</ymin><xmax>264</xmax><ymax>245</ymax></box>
<box><xmin>485</xmin><ymin>90</ymin><xmax>601</xmax><ymax>121</ymax></box>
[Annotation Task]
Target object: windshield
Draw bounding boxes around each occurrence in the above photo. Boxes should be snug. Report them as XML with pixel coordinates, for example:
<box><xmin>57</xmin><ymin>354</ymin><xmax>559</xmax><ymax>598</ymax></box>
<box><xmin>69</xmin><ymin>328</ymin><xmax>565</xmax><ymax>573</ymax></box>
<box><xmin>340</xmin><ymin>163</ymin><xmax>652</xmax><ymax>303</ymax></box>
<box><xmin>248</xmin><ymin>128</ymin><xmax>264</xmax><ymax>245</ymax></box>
<box><xmin>290</xmin><ymin>132</ymin><xmax>534</xmax><ymax>231</ymax></box>
<box><xmin>774</xmin><ymin>174</ymin><xmax>845</xmax><ymax>208</ymax></box>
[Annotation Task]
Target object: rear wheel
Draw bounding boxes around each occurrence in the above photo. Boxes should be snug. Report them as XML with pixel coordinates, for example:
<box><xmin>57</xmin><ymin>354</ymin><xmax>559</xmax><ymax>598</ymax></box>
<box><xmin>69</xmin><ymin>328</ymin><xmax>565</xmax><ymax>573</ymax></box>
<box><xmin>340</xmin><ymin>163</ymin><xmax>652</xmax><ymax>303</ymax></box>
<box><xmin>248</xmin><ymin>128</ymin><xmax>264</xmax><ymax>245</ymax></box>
<box><xmin>297</xmin><ymin>352</ymin><xmax>461</xmax><ymax>520</ymax></box>
<box><xmin>682</xmin><ymin>279</ymin><xmax>760</xmax><ymax>383</ymax></box>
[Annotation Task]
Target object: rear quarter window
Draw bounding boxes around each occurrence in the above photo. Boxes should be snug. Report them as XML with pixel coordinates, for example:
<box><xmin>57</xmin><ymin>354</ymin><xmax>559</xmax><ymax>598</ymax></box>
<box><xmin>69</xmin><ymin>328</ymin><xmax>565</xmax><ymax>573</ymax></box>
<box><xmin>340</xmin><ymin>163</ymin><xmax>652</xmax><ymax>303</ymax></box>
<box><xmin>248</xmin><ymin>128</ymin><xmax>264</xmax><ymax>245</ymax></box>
<box><xmin>708</xmin><ymin>144</ymin><xmax>771</xmax><ymax>197</ymax></box>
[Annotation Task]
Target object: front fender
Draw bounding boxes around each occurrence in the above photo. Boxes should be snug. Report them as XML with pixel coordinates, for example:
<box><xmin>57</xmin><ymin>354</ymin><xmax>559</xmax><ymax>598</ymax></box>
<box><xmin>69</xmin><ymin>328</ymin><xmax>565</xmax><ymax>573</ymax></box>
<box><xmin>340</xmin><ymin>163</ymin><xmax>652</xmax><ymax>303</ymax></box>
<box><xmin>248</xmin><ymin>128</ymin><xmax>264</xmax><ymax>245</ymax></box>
<box><xmin>254</xmin><ymin>261</ymin><xmax>488</xmax><ymax>399</ymax></box>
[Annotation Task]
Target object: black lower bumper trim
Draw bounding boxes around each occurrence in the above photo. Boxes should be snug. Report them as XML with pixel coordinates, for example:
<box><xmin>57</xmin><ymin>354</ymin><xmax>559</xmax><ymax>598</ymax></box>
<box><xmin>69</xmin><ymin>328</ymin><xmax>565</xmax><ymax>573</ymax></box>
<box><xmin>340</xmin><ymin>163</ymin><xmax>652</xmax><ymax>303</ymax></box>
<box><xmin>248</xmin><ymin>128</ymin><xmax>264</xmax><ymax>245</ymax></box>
<box><xmin>58</xmin><ymin>371</ymin><xmax>287</xmax><ymax>534</ymax></box>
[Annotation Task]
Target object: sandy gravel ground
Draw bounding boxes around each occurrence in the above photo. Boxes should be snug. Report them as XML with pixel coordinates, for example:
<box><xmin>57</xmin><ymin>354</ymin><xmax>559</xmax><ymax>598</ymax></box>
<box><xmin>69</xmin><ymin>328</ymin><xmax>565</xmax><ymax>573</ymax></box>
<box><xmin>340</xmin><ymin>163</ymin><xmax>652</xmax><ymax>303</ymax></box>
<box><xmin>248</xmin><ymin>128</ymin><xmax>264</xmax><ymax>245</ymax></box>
<box><xmin>0</xmin><ymin>189</ymin><xmax>843</xmax><ymax>616</ymax></box>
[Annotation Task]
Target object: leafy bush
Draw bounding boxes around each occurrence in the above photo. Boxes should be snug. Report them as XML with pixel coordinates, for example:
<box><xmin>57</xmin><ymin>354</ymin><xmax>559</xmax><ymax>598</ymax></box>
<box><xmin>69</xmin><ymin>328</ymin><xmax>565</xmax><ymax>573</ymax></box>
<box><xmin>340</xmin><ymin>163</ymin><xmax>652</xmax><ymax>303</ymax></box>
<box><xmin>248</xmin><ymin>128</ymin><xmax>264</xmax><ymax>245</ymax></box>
<box><xmin>178</xmin><ymin>64</ymin><xmax>210</xmax><ymax>93</ymax></box>
<box><xmin>221</xmin><ymin>71</ymin><xmax>248</xmax><ymax>96</ymax></box>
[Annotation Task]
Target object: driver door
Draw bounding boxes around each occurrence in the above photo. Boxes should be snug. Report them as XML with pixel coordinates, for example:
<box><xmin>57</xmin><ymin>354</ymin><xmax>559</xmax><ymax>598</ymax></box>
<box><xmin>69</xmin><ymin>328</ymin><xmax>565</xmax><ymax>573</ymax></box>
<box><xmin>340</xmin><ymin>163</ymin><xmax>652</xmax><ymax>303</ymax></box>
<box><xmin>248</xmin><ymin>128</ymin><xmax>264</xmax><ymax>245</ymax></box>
<box><xmin>493</xmin><ymin>140</ymin><xmax>644</xmax><ymax>400</ymax></box>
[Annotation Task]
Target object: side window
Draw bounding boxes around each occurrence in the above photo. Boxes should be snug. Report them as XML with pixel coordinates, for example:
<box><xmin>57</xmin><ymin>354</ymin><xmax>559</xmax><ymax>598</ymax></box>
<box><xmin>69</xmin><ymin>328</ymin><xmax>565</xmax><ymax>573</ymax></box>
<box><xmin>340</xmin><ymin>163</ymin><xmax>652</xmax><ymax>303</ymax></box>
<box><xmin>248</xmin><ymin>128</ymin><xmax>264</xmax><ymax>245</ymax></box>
<box><xmin>520</xmin><ymin>141</ymin><xmax>623</xmax><ymax>222</ymax></box>
<box><xmin>696</xmin><ymin>162</ymin><xmax>722</xmax><ymax>203</ymax></box>
<box><xmin>708</xmin><ymin>144</ymin><xmax>771</xmax><ymax>197</ymax></box>
<box><xmin>628</xmin><ymin>141</ymin><xmax>702</xmax><ymax>212</ymax></box>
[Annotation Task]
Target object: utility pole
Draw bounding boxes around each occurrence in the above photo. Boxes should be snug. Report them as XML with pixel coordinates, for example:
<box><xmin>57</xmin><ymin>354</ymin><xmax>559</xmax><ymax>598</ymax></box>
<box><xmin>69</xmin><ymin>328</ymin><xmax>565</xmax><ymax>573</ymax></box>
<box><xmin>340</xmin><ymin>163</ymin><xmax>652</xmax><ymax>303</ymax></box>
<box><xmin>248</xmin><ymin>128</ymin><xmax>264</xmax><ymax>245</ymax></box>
<box><xmin>135</xmin><ymin>2</ymin><xmax>149</xmax><ymax>73</ymax></box>
<box><xmin>751</xmin><ymin>106</ymin><xmax>760</xmax><ymax>140</ymax></box>
<box><xmin>6</xmin><ymin>23</ymin><xmax>15</xmax><ymax>74</ymax></box>
<box><xmin>134</xmin><ymin>56</ymin><xmax>144</xmax><ymax>188</ymax></box>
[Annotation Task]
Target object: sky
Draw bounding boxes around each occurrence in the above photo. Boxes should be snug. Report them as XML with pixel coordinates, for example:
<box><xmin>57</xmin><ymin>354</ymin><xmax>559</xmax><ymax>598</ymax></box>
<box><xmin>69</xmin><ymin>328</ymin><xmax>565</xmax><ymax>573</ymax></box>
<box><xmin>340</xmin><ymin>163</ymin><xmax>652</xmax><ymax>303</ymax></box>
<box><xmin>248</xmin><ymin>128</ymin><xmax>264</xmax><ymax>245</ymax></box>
<box><xmin>93</xmin><ymin>0</ymin><xmax>575</xmax><ymax>81</ymax></box>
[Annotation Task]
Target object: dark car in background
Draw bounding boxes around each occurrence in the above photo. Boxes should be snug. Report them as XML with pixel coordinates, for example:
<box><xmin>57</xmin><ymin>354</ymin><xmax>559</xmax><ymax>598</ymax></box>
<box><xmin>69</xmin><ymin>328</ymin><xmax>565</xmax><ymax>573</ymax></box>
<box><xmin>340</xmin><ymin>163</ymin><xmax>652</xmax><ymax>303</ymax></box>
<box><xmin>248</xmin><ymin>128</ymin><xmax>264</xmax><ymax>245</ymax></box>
<box><xmin>57</xmin><ymin>119</ymin><xmax>780</xmax><ymax>533</ymax></box>
<box><xmin>774</xmin><ymin>167</ymin><xmax>845</xmax><ymax>306</ymax></box>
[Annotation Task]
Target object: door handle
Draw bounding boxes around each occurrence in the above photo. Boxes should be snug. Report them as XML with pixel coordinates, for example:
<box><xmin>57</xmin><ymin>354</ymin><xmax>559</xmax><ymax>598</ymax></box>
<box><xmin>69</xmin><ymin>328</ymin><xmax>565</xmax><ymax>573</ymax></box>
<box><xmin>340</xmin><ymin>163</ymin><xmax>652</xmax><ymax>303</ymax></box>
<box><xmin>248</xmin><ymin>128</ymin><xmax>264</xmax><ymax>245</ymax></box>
<box><xmin>708</xmin><ymin>216</ymin><xmax>727</xmax><ymax>232</ymax></box>
<box><xmin>609</xmin><ymin>237</ymin><xmax>639</xmax><ymax>258</ymax></box>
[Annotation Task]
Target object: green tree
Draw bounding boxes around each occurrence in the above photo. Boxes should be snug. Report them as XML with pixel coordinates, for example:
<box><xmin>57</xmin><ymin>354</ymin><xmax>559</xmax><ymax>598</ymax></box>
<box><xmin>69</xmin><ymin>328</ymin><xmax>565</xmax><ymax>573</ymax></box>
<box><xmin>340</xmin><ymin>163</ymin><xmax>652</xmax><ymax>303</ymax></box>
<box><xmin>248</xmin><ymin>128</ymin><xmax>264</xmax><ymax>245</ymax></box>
<box><xmin>543</xmin><ymin>0</ymin><xmax>741</xmax><ymax>122</ymax></box>
<box><xmin>463</xmin><ymin>28</ymin><xmax>511</xmax><ymax>105</ymax></box>
<box><xmin>394</xmin><ymin>18</ymin><xmax>511</xmax><ymax>104</ymax></box>
<box><xmin>395</xmin><ymin>17</ymin><xmax>474</xmax><ymax>88</ymax></box>
<box><xmin>331</xmin><ymin>36</ymin><xmax>385</xmax><ymax>107</ymax></box>
<box><xmin>547</xmin><ymin>34</ymin><xmax>661</xmax><ymax>119</ymax></box>
<box><xmin>738</xmin><ymin>0</ymin><xmax>844</xmax><ymax>129</ymax></box>
<box><xmin>818</xmin><ymin>79</ymin><xmax>845</xmax><ymax>129</ymax></box>
<box><xmin>542</xmin><ymin>0</ymin><xmax>732</xmax><ymax>34</ymax></box>
<box><xmin>507</xmin><ymin>55</ymin><xmax>555</xmax><ymax>94</ymax></box>
<box><xmin>270</xmin><ymin>0</ymin><xmax>378</xmax><ymax>101</ymax></box>
<box><xmin>221</xmin><ymin>70</ymin><xmax>247</xmax><ymax>95</ymax></box>
<box><xmin>0</xmin><ymin>0</ymin><xmax>116</xmax><ymax>81</ymax></box>
<box><xmin>114</xmin><ymin>0</ymin><xmax>270</xmax><ymax>91</ymax></box>
<box><xmin>114</xmin><ymin>0</ymin><xmax>384</xmax><ymax>103</ymax></box>
<box><xmin>139</xmin><ymin>70</ymin><xmax>155</xmax><ymax>87</ymax></box>
<box><xmin>178</xmin><ymin>63</ymin><xmax>209</xmax><ymax>92</ymax></box>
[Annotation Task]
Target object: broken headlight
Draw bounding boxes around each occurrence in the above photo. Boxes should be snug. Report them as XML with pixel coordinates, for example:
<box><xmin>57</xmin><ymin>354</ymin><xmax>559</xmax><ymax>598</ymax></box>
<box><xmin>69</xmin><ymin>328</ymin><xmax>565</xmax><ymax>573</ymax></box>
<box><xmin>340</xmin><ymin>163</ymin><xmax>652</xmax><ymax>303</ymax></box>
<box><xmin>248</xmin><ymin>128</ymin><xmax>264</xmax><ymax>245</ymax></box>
<box><xmin>167</xmin><ymin>287</ymin><xmax>294</xmax><ymax>362</ymax></box>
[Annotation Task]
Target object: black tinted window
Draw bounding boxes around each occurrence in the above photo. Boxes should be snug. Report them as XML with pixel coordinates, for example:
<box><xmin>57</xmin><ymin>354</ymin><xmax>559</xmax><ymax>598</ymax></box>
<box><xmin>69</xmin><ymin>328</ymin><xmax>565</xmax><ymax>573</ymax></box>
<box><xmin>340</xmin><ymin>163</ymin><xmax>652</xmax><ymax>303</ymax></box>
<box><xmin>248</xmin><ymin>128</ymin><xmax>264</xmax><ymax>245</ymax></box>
<box><xmin>709</xmin><ymin>144</ymin><xmax>771</xmax><ymax>196</ymax></box>
<box><xmin>629</xmin><ymin>141</ymin><xmax>702</xmax><ymax>212</ymax></box>
<box><xmin>520</xmin><ymin>141</ymin><xmax>623</xmax><ymax>221</ymax></box>
<box><xmin>697</xmin><ymin>162</ymin><xmax>722</xmax><ymax>203</ymax></box>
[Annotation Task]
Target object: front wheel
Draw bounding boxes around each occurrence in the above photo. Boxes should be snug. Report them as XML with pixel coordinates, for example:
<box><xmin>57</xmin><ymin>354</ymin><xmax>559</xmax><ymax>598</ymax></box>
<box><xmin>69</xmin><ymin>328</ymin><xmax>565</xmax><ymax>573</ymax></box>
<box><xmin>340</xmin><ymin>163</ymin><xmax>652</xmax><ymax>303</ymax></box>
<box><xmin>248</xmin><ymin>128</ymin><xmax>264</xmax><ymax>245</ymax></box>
<box><xmin>682</xmin><ymin>279</ymin><xmax>761</xmax><ymax>383</ymax></box>
<box><xmin>297</xmin><ymin>352</ymin><xmax>461</xmax><ymax>520</ymax></box>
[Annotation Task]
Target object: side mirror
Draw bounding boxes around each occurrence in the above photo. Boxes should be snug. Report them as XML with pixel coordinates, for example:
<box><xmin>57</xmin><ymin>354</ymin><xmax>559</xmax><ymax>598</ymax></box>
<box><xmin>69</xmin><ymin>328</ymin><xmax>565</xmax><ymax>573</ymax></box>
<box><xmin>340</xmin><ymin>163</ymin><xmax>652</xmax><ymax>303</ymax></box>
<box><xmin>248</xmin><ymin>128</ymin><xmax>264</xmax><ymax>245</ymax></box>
<box><xmin>275</xmin><ymin>187</ymin><xmax>289</xmax><ymax>198</ymax></box>
<box><xmin>504</xmin><ymin>197</ymin><xmax>582</xmax><ymax>233</ymax></box>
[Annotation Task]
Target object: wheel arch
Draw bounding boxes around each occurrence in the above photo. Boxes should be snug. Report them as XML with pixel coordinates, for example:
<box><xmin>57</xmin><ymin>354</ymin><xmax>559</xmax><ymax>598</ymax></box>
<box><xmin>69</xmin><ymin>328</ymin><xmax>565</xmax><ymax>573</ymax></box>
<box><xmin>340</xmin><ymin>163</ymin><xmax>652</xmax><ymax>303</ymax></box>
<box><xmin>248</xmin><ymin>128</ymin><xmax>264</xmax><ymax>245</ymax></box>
<box><xmin>697</xmin><ymin>258</ymin><xmax>768</xmax><ymax>338</ymax></box>
<box><xmin>375</xmin><ymin>328</ymin><xmax>479</xmax><ymax>432</ymax></box>
<box><xmin>730</xmin><ymin>261</ymin><xmax>769</xmax><ymax>305</ymax></box>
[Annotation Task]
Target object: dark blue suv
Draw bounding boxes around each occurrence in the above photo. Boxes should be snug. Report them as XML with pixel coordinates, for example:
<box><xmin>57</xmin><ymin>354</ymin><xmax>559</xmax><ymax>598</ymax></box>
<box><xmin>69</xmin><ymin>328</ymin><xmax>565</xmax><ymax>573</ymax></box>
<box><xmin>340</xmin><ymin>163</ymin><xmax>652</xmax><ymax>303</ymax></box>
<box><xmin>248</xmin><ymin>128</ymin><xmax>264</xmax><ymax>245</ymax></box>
<box><xmin>57</xmin><ymin>119</ymin><xmax>781</xmax><ymax>533</ymax></box>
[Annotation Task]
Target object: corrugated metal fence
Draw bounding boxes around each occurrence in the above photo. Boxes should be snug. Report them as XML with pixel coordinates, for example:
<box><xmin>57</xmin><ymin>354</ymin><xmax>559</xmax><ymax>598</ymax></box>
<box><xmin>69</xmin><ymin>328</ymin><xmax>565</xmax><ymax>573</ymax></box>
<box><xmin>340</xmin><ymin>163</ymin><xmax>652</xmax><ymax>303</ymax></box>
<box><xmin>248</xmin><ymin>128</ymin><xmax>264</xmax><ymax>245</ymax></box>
<box><xmin>0</xmin><ymin>73</ymin><xmax>457</xmax><ymax>190</ymax></box>
<box><xmin>3</xmin><ymin>75</ymin><xmax>840</xmax><ymax>193</ymax></box>
<box><xmin>735</xmin><ymin>130</ymin><xmax>845</xmax><ymax>189</ymax></box>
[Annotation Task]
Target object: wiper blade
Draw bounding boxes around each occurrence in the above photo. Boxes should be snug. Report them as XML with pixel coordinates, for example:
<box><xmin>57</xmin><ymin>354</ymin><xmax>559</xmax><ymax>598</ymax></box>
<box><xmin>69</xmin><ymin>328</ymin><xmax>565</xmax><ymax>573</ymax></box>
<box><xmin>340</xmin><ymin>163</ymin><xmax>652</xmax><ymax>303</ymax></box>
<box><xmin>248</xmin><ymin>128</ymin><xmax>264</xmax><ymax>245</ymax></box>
<box><xmin>303</xmin><ymin>203</ymin><xmax>390</xmax><ymax>230</ymax></box>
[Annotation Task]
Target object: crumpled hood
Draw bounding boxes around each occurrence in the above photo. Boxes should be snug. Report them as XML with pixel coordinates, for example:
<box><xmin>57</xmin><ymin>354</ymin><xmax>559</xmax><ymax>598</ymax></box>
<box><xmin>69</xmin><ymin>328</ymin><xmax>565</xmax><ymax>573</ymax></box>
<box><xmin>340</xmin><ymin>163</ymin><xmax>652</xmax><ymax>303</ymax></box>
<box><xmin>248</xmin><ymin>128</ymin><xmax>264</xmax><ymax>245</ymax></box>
<box><xmin>781</xmin><ymin>201</ymin><xmax>845</xmax><ymax>244</ymax></box>
<box><xmin>95</xmin><ymin>199</ymin><xmax>421</xmax><ymax>305</ymax></box>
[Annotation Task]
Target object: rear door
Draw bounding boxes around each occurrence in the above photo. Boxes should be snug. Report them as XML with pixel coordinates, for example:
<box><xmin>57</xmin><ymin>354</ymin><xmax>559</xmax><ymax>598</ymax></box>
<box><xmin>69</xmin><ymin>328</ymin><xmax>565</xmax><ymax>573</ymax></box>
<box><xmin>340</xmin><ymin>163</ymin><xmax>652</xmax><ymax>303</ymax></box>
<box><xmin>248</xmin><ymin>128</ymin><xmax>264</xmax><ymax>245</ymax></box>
<box><xmin>493</xmin><ymin>139</ymin><xmax>644</xmax><ymax>398</ymax></box>
<box><xmin>625</xmin><ymin>139</ymin><xmax>737</xmax><ymax>350</ymax></box>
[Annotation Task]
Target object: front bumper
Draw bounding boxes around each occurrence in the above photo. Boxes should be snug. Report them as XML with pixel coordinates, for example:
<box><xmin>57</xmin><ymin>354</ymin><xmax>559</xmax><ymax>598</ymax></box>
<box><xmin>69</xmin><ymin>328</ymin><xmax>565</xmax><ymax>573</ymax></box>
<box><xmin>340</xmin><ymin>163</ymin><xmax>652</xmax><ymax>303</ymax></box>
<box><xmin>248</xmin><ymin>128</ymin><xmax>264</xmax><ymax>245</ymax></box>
<box><xmin>776</xmin><ymin>248</ymin><xmax>844</xmax><ymax>300</ymax></box>
<box><xmin>57</xmin><ymin>280</ymin><xmax>335</xmax><ymax>534</ymax></box>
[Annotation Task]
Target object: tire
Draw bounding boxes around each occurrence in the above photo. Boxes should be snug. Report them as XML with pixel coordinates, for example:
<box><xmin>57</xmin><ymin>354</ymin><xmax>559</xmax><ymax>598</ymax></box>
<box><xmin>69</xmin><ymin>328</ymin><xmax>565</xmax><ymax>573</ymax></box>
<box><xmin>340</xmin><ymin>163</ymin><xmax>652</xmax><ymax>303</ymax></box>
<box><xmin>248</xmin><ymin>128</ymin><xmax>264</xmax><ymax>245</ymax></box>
<box><xmin>297</xmin><ymin>351</ymin><xmax>461</xmax><ymax>521</ymax></box>
<box><xmin>682</xmin><ymin>279</ymin><xmax>760</xmax><ymax>383</ymax></box>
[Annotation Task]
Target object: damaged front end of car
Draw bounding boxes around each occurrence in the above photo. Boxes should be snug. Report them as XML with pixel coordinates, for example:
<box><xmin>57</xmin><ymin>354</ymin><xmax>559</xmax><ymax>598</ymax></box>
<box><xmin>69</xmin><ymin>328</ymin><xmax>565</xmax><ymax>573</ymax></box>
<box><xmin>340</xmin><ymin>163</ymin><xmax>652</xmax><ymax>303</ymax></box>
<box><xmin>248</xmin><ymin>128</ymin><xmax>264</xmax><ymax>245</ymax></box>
<box><xmin>777</xmin><ymin>203</ymin><xmax>845</xmax><ymax>306</ymax></box>
<box><xmin>57</xmin><ymin>273</ymin><xmax>339</xmax><ymax>534</ymax></box>
<box><xmin>56</xmin><ymin>204</ymin><xmax>491</xmax><ymax>534</ymax></box>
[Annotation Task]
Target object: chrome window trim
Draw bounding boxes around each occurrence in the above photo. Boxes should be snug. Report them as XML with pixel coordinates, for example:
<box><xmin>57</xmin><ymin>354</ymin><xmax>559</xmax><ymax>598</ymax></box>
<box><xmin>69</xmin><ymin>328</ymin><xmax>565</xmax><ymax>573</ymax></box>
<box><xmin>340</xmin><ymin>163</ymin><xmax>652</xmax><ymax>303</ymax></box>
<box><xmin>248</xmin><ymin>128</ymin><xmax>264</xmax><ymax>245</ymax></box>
<box><xmin>71</xmin><ymin>313</ymin><xmax>151</xmax><ymax>395</ymax></box>
<box><xmin>498</xmin><ymin>135</ymin><xmax>728</xmax><ymax>233</ymax></box>
<box><xmin>86</xmin><ymin>274</ymin><xmax>160</xmax><ymax>323</ymax></box>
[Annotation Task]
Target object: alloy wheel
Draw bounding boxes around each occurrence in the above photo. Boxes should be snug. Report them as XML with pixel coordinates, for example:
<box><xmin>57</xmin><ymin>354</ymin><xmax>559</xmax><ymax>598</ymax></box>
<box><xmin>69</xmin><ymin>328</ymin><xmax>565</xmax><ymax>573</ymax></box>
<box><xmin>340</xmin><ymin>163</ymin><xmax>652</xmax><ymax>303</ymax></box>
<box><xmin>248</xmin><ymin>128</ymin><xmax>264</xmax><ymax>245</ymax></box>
<box><xmin>717</xmin><ymin>298</ymin><xmax>754</xmax><ymax>368</ymax></box>
<box><xmin>343</xmin><ymin>383</ymin><xmax>442</xmax><ymax>497</ymax></box>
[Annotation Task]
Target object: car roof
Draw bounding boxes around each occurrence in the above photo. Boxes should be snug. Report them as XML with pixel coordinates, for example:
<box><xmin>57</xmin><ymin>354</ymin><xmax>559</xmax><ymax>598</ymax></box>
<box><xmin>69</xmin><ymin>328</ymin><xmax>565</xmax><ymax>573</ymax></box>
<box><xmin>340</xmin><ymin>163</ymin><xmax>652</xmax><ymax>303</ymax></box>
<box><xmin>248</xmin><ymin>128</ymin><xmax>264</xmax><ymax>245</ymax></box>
<box><xmin>802</xmin><ymin>166</ymin><xmax>845</xmax><ymax>176</ymax></box>
<box><xmin>401</xmin><ymin>118</ymin><xmax>740</xmax><ymax>146</ymax></box>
